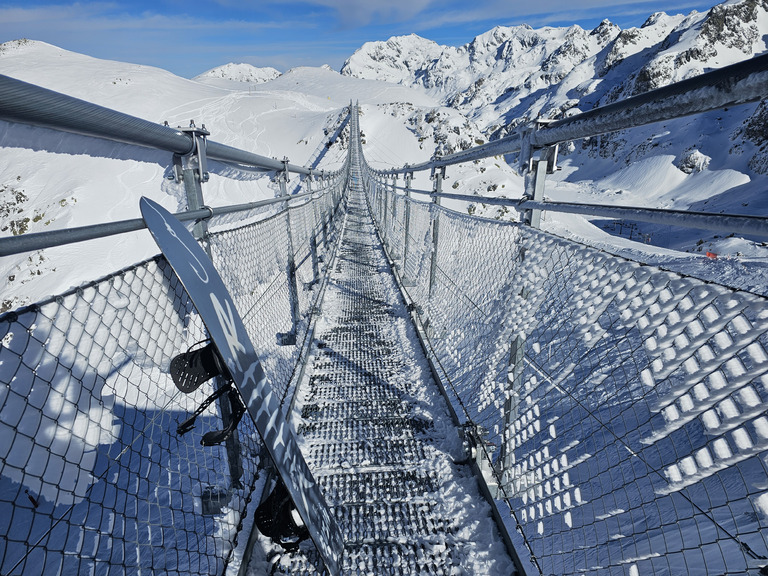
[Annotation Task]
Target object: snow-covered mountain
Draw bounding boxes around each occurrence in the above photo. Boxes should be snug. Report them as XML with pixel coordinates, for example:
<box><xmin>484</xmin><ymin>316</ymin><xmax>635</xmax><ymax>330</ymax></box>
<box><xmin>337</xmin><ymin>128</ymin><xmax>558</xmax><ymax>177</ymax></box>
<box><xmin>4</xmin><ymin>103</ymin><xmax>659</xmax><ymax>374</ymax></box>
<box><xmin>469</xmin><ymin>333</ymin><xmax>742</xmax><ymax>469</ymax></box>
<box><xmin>194</xmin><ymin>62</ymin><xmax>281</xmax><ymax>86</ymax></box>
<box><xmin>1</xmin><ymin>0</ymin><xmax>768</xmax><ymax>309</ymax></box>
<box><xmin>340</xmin><ymin>0</ymin><xmax>768</xmax><ymax>284</ymax></box>
<box><xmin>341</xmin><ymin>0</ymin><xmax>768</xmax><ymax>132</ymax></box>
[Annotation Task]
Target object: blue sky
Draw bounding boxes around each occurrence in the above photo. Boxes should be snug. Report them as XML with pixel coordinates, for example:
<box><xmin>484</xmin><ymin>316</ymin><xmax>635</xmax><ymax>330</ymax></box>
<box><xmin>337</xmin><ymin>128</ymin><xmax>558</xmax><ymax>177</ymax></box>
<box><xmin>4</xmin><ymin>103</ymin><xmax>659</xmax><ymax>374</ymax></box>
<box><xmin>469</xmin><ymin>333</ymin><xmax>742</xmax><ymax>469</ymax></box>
<box><xmin>0</xmin><ymin>0</ymin><xmax>718</xmax><ymax>78</ymax></box>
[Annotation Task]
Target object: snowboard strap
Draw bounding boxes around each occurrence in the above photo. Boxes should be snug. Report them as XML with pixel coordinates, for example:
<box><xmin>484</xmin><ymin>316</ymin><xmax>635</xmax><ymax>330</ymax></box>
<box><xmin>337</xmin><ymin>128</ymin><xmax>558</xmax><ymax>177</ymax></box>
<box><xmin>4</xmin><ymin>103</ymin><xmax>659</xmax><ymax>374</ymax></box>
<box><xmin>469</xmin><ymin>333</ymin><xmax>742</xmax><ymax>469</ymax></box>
<box><xmin>176</xmin><ymin>382</ymin><xmax>246</xmax><ymax>446</ymax></box>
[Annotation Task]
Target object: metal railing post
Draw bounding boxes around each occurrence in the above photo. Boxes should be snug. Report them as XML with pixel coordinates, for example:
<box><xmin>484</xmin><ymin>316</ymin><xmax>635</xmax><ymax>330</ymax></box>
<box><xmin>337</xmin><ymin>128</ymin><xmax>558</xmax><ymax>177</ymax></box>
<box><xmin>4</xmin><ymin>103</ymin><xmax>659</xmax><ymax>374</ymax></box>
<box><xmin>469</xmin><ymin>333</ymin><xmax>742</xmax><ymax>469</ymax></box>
<box><xmin>500</xmin><ymin>271</ymin><xmax>528</xmax><ymax>493</ymax></box>
<box><xmin>173</xmin><ymin>121</ymin><xmax>244</xmax><ymax>487</ymax></box>
<box><xmin>390</xmin><ymin>174</ymin><xmax>398</xmax><ymax>252</ymax></box>
<box><xmin>278</xmin><ymin>158</ymin><xmax>300</xmax><ymax>345</ymax></box>
<box><xmin>321</xmin><ymin>175</ymin><xmax>330</xmax><ymax>249</ymax></box>
<box><xmin>173</xmin><ymin>122</ymin><xmax>211</xmax><ymax>240</ymax></box>
<box><xmin>383</xmin><ymin>175</ymin><xmax>393</xmax><ymax>243</ymax></box>
<box><xmin>428</xmin><ymin>166</ymin><xmax>445</xmax><ymax>297</ymax></box>
<box><xmin>309</xmin><ymin>177</ymin><xmax>320</xmax><ymax>286</ymax></box>
<box><xmin>378</xmin><ymin>180</ymin><xmax>384</xmax><ymax>224</ymax></box>
<box><xmin>521</xmin><ymin>120</ymin><xmax>558</xmax><ymax>229</ymax></box>
<box><xmin>402</xmin><ymin>171</ymin><xmax>413</xmax><ymax>282</ymax></box>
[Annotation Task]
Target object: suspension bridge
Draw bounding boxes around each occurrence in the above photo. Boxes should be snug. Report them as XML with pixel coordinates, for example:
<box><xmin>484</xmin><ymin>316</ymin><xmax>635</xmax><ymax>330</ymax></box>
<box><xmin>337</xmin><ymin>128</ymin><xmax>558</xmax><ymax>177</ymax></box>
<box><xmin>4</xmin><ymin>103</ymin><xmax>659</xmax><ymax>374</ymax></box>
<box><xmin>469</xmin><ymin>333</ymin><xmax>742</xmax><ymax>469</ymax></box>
<box><xmin>1</xmin><ymin>55</ymin><xmax>768</xmax><ymax>576</ymax></box>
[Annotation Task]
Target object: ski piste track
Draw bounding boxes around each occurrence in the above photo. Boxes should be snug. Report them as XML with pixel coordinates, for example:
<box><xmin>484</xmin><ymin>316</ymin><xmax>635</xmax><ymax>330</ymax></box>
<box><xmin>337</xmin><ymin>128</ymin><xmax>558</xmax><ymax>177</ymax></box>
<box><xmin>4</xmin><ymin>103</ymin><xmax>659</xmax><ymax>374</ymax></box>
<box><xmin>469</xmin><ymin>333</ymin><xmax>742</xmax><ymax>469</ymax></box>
<box><xmin>266</xmin><ymin>165</ymin><xmax>517</xmax><ymax>574</ymax></box>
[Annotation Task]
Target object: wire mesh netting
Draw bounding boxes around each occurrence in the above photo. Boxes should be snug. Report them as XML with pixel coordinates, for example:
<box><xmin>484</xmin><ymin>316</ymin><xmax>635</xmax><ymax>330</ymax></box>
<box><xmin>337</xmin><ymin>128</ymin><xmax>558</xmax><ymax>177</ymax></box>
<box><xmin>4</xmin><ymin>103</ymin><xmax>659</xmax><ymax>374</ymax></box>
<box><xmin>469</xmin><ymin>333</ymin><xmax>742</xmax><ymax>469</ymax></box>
<box><xmin>210</xmin><ymin>191</ymin><xmax>343</xmax><ymax>405</ymax></box>
<box><xmin>365</xmin><ymin>171</ymin><xmax>768</xmax><ymax>576</ymax></box>
<box><xmin>0</xmin><ymin>185</ymin><xmax>345</xmax><ymax>575</ymax></box>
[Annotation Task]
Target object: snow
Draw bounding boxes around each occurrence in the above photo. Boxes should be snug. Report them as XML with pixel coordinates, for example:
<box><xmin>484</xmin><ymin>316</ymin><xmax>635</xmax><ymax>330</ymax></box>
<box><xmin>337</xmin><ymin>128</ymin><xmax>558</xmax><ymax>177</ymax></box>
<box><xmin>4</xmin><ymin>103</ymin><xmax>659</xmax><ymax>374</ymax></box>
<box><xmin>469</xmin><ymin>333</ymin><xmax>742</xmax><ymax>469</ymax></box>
<box><xmin>194</xmin><ymin>63</ymin><xmax>281</xmax><ymax>87</ymax></box>
<box><xmin>0</xmin><ymin>41</ymin><xmax>438</xmax><ymax>311</ymax></box>
<box><xmin>1</xmin><ymin>1</ymin><xmax>768</xmax><ymax>574</ymax></box>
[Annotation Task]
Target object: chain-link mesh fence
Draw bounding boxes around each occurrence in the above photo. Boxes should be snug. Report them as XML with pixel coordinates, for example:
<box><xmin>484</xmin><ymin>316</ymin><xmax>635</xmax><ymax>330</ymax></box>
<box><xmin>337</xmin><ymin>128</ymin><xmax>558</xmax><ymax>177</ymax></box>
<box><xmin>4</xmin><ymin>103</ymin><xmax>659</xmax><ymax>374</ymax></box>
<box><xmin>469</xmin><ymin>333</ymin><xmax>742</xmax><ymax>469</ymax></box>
<box><xmin>365</xmin><ymin>170</ymin><xmax>768</xmax><ymax>576</ymax></box>
<box><xmin>0</xmin><ymin>183</ymin><xmax>345</xmax><ymax>575</ymax></box>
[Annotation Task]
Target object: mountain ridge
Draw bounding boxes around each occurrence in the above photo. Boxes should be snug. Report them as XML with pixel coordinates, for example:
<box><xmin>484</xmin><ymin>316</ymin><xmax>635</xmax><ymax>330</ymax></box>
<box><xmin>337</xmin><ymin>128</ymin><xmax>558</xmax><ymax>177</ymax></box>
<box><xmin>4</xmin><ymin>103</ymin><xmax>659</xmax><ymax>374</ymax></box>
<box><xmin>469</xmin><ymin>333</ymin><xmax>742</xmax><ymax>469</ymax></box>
<box><xmin>340</xmin><ymin>0</ymin><xmax>768</xmax><ymax>135</ymax></box>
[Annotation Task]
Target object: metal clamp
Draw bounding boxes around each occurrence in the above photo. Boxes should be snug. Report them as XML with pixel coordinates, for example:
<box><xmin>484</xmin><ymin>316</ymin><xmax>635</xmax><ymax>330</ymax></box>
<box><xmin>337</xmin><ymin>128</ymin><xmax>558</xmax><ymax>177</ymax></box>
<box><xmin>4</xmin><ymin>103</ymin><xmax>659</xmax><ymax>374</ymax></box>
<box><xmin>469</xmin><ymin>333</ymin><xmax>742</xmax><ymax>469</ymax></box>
<box><xmin>177</xmin><ymin>121</ymin><xmax>210</xmax><ymax>184</ymax></box>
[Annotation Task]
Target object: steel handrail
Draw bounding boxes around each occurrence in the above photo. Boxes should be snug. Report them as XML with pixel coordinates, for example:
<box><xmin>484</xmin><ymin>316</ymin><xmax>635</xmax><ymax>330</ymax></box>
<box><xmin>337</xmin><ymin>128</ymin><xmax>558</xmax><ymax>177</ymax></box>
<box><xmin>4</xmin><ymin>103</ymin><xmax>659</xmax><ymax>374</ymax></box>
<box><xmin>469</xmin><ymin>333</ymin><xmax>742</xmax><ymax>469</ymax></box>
<box><xmin>534</xmin><ymin>52</ymin><xmax>768</xmax><ymax>147</ymax></box>
<box><xmin>422</xmin><ymin>190</ymin><xmax>768</xmax><ymax>238</ymax></box>
<box><xmin>374</xmin><ymin>53</ymin><xmax>768</xmax><ymax>175</ymax></box>
<box><xmin>0</xmin><ymin>190</ymin><xmax>323</xmax><ymax>257</ymax></box>
<box><xmin>0</xmin><ymin>74</ymin><xmax>322</xmax><ymax>176</ymax></box>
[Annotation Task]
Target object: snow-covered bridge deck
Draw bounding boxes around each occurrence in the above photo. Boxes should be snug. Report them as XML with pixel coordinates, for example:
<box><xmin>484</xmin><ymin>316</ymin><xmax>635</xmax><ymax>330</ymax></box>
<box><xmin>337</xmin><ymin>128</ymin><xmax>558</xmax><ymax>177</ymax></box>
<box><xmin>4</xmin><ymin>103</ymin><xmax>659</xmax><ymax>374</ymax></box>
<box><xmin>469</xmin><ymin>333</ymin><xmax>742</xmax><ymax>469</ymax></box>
<box><xmin>3</xmin><ymin>63</ymin><xmax>768</xmax><ymax>576</ymax></box>
<box><xmin>260</xmin><ymin>176</ymin><xmax>516</xmax><ymax>574</ymax></box>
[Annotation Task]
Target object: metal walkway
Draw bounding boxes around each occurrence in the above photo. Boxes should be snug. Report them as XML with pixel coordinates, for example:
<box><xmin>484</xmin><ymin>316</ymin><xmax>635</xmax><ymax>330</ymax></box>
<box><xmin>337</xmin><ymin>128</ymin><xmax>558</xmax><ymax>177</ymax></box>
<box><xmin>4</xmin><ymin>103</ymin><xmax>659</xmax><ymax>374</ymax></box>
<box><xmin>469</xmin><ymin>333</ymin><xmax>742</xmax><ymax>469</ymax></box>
<box><xmin>264</xmin><ymin>174</ymin><xmax>517</xmax><ymax>574</ymax></box>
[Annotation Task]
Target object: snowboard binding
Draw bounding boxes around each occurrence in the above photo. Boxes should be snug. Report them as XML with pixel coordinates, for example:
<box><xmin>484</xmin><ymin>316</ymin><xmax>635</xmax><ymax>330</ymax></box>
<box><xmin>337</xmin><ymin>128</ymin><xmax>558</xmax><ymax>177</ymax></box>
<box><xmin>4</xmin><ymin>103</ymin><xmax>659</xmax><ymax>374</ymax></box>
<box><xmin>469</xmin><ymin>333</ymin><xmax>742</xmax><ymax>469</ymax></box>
<box><xmin>173</xmin><ymin>340</ymin><xmax>246</xmax><ymax>446</ymax></box>
<box><xmin>176</xmin><ymin>382</ymin><xmax>246</xmax><ymax>446</ymax></box>
<box><xmin>255</xmin><ymin>477</ymin><xmax>310</xmax><ymax>551</ymax></box>
<box><xmin>170</xmin><ymin>340</ymin><xmax>228</xmax><ymax>394</ymax></box>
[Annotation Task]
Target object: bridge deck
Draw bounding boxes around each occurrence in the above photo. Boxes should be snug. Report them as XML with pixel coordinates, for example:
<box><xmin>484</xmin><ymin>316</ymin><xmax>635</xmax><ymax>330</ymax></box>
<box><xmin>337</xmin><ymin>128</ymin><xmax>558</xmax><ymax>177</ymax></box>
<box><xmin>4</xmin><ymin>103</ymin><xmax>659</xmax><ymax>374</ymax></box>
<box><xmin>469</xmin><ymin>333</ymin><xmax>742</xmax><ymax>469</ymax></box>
<box><xmin>260</xmin><ymin>181</ymin><xmax>516</xmax><ymax>574</ymax></box>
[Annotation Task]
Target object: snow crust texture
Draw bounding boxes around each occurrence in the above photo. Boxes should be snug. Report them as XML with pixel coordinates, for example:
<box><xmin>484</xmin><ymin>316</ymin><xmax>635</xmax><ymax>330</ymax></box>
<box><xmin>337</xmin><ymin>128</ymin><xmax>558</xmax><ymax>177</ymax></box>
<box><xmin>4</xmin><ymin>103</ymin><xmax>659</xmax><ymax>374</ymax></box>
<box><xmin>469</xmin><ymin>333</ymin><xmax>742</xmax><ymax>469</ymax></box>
<box><xmin>366</xmin><ymin>153</ymin><xmax>768</xmax><ymax>574</ymax></box>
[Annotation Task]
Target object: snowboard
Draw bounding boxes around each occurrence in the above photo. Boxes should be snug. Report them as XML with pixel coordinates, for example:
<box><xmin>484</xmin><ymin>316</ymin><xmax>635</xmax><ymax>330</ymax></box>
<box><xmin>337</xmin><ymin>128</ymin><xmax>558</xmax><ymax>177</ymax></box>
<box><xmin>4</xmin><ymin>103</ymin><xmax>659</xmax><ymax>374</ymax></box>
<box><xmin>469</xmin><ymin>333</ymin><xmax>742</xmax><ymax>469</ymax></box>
<box><xmin>140</xmin><ymin>197</ymin><xmax>342</xmax><ymax>574</ymax></box>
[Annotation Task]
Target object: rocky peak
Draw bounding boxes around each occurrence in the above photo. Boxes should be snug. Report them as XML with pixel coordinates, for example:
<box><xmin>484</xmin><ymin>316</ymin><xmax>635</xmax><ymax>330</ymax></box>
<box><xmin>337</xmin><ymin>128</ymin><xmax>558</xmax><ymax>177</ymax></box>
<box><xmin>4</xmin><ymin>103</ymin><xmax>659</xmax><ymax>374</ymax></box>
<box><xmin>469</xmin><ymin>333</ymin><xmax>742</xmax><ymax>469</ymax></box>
<box><xmin>590</xmin><ymin>19</ymin><xmax>620</xmax><ymax>44</ymax></box>
<box><xmin>340</xmin><ymin>34</ymin><xmax>443</xmax><ymax>84</ymax></box>
<box><xmin>642</xmin><ymin>12</ymin><xmax>671</xmax><ymax>28</ymax></box>
<box><xmin>699</xmin><ymin>0</ymin><xmax>768</xmax><ymax>52</ymax></box>
<box><xmin>626</xmin><ymin>0</ymin><xmax>768</xmax><ymax>97</ymax></box>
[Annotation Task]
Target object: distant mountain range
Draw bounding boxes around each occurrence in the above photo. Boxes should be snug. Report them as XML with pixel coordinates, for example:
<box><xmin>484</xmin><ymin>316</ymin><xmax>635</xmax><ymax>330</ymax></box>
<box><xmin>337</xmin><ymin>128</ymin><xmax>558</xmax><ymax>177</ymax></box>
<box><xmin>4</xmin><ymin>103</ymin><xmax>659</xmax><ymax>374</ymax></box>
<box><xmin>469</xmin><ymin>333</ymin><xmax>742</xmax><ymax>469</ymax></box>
<box><xmin>340</xmin><ymin>0</ymin><xmax>768</xmax><ymax>141</ymax></box>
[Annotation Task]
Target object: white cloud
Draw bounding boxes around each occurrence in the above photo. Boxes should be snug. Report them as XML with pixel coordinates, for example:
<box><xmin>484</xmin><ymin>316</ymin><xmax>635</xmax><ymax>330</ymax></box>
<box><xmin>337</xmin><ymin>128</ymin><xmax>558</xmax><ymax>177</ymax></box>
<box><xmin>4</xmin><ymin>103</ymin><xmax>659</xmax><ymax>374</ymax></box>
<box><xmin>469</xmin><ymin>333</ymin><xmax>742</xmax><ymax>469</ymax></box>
<box><xmin>219</xmin><ymin>0</ymin><xmax>437</xmax><ymax>27</ymax></box>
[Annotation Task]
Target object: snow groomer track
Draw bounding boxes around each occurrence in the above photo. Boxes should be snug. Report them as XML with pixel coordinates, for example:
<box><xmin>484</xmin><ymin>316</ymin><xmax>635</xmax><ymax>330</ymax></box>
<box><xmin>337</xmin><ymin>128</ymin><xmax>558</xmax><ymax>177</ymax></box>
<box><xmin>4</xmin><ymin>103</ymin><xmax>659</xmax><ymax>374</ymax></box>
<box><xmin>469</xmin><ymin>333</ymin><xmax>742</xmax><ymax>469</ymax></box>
<box><xmin>271</xmin><ymin>181</ymin><xmax>516</xmax><ymax>574</ymax></box>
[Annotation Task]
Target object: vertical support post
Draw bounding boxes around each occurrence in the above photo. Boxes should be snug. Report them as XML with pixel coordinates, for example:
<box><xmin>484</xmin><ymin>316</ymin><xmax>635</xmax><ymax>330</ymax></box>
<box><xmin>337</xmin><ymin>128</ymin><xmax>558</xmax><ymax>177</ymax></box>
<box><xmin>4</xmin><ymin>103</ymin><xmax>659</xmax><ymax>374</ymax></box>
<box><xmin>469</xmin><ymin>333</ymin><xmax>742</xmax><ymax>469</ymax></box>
<box><xmin>175</xmin><ymin>122</ymin><xmax>243</xmax><ymax>487</ymax></box>
<box><xmin>278</xmin><ymin>159</ymin><xmax>299</xmax><ymax>345</ymax></box>
<box><xmin>525</xmin><ymin>154</ymin><xmax>548</xmax><ymax>229</ymax></box>
<box><xmin>310</xmin><ymin>234</ymin><xmax>319</xmax><ymax>283</ymax></box>
<box><xmin>390</xmin><ymin>174</ymin><xmax>398</xmax><ymax>253</ymax></box>
<box><xmin>521</xmin><ymin>119</ymin><xmax>559</xmax><ymax>229</ymax></box>
<box><xmin>428</xmin><ymin>166</ymin><xmax>445</xmax><ymax>298</ymax></box>
<box><xmin>501</xmin><ymin>334</ymin><xmax>525</xmax><ymax>487</ymax></box>
<box><xmin>378</xmin><ymin>180</ymin><xmax>384</xmax><ymax>225</ymax></box>
<box><xmin>402</xmin><ymin>171</ymin><xmax>413</xmax><ymax>282</ymax></box>
<box><xmin>500</xmin><ymin>247</ymin><xmax>529</xmax><ymax>495</ymax></box>
<box><xmin>322</xmin><ymin>175</ymin><xmax>330</xmax><ymax>249</ymax></box>
<box><xmin>383</xmin><ymin>174</ymin><xmax>395</xmax><ymax>243</ymax></box>
<box><xmin>309</xmin><ymin>175</ymin><xmax>321</xmax><ymax>285</ymax></box>
<box><xmin>175</xmin><ymin>123</ymin><xmax>211</xmax><ymax>240</ymax></box>
<box><xmin>328</xmin><ymin>173</ymin><xmax>336</xmax><ymax>213</ymax></box>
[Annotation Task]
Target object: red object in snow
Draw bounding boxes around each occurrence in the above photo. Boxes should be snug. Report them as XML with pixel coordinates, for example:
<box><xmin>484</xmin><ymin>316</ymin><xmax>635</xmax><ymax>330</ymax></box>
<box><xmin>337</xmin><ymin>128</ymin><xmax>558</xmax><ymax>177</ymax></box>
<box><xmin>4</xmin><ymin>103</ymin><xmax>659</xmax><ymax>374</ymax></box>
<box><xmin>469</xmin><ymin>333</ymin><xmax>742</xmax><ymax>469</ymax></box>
<box><xmin>706</xmin><ymin>251</ymin><xmax>718</xmax><ymax>259</ymax></box>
